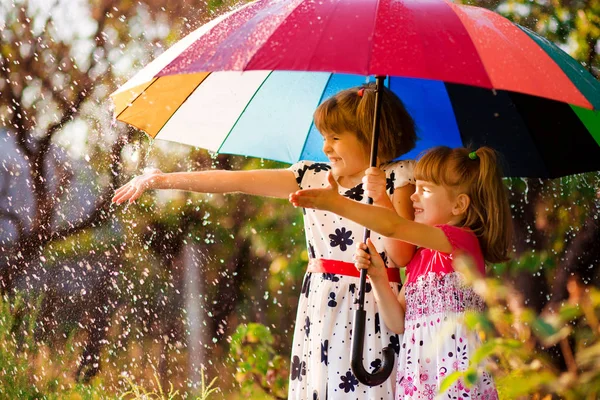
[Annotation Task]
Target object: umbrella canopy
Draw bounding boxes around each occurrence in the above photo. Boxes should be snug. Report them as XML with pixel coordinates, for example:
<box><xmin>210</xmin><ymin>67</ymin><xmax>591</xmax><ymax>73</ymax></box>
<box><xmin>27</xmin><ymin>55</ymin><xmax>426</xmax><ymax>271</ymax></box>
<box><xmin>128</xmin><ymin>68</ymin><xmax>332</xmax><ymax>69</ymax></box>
<box><xmin>111</xmin><ymin>0</ymin><xmax>600</xmax><ymax>179</ymax></box>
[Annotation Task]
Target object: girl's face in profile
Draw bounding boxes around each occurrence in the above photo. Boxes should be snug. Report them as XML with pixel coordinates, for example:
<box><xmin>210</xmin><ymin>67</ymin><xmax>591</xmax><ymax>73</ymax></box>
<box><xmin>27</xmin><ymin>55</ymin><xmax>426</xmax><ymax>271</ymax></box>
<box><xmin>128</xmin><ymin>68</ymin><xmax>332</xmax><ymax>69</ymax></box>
<box><xmin>321</xmin><ymin>130</ymin><xmax>369</xmax><ymax>187</ymax></box>
<box><xmin>410</xmin><ymin>180</ymin><xmax>461</xmax><ymax>227</ymax></box>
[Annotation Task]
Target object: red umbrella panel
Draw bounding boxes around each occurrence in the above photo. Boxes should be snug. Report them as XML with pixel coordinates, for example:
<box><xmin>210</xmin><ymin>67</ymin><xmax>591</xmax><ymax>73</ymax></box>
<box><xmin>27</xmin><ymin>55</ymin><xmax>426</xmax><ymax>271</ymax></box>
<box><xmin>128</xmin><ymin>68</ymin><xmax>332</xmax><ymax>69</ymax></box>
<box><xmin>154</xmin><ymin>0</ymin><xmax>594</xmax><ymax>109</ymax></box>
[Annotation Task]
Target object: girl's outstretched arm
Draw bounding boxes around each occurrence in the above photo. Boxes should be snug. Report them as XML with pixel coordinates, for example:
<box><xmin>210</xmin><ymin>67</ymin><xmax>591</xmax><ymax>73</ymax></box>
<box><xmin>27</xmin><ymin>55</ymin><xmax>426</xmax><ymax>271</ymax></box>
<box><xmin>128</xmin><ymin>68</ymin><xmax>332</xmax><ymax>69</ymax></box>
<box><xmin>290</xmin><ymin>172</ymin><xmax>452</xmax><ymax>253</ymax></box>
<box><xmin>112</xmin><ymin>168</ymin><xmax>299</xmax><ymax>204</ymax></box>
<box><xmin>354</xmin><ymin>239</ymin><xmax>404</xmax><ymax>334</ymax></box>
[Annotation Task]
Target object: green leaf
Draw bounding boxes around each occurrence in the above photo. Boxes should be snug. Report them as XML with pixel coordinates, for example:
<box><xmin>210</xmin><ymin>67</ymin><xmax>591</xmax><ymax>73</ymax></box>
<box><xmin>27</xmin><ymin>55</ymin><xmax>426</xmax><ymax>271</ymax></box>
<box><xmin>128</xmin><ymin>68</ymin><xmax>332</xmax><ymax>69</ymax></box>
<box><xmin>532</xmin><ymin>317</ymin><xmax>558</xmax><ymax>339</ymax></box>
<box><xmin>464</xmin><ymin>311</ymin><xmax>494</xmax><ymax>333</ymax></box>
<box><xmin>439</xmin><ymin>371</ymin><xmax>462</xmax><ymax>394</ymax></box>
<box><xmin>558</xmin><ymin>304</ymin><xmax>583</xmax><ymax>321</ymax></box>
<box><xmin>464</xmin><ymin>369</ymin><xmax>478</xmax><ymax>386</ymax></box>
<box><xmin>471</xmin><ymin>341</ymin><xmax>499</xmax><ymax>365</ymax></box>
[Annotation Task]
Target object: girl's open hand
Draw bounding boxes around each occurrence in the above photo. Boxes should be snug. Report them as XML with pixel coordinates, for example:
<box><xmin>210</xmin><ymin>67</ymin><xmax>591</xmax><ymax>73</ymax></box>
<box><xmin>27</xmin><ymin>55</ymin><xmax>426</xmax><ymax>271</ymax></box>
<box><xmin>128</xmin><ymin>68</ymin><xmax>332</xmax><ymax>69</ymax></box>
<box><xmin>354</xmin><ymin>238</ymin><xmax>387</xmax><ymax>280</ymax></box>
<box><xmin>289</xmin><ymin>171</ymin><xmax>342</xmax><ymax>211</ymax></box>
<box><xmin>112</xmin><ymin>168</ymin><xmax>163</xmax><ymax>204</ymax></box>
<box><xmin>362</xmin><ymin>167</ymin><xmax>387</xmax><ymax>203</ymax></box>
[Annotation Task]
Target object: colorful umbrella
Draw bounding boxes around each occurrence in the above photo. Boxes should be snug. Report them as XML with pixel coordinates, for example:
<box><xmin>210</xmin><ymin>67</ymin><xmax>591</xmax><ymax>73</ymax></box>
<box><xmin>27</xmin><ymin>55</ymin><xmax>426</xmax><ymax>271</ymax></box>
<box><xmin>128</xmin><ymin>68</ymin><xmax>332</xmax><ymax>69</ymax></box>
<box><xmin>110</xmin><ymin>0</ymin><xmax>600</xmax><ymax>385</ymax></box>
<box><xmin>112</xmin><ymin>0</ymin><xmax>600</xmax><ymax>179</ymax></box>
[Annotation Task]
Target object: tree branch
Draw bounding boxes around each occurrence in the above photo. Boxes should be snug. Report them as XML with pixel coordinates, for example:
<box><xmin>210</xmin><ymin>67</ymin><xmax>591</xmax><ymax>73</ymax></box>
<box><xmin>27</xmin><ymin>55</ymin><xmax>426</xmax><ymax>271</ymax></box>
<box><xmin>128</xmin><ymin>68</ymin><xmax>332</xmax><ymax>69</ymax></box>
<box><xmin>41</xmin><ymin>0</ymin><xmax>114</xmax><ymax>144</ymax></box>
<box><xmin>50</xmin><ymin>129</ymin><xmax>129</xmax><ymax>241</ymax></box>
<box><xmin>47</xmin><ymin>158</ymin><xmax>74</xmax><ymax>213</ymax></box>
<box><xmin>0</xmin><ymin>59</ymin><xmax>34</xmax><ymax>159</ymax></box>
<box><xmin>31</xmin><ymin>0</ymin><xmax>117</xmax><ymax>231</ymax></box>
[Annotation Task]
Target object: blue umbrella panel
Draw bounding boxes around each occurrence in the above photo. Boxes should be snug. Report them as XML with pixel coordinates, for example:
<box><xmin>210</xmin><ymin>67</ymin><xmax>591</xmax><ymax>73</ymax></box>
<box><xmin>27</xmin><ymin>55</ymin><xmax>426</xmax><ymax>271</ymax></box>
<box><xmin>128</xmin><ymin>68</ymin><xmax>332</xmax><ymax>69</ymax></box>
<box><xmin>151</xmin><ymin>71</ymin><xmax>600</xmax><ymax>178</ymax></box>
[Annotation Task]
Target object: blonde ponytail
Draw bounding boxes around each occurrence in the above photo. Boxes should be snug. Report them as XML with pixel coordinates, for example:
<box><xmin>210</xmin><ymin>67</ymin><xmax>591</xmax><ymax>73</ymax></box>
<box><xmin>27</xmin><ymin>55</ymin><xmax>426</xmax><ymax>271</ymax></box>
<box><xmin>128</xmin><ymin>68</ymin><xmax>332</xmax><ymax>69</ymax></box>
<box><xmin>468</xmin><ymin>148</ymin><xmax>513</xmax><ymax>263</ymax></box>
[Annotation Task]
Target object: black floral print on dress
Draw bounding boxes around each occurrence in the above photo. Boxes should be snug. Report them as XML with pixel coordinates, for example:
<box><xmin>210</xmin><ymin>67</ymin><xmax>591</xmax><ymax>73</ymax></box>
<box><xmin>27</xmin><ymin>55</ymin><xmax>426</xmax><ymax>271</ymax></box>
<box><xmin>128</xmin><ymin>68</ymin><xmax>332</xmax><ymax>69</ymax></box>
<box><xmin>291</xmin><ymin>355</ymin><xmax>306</xmax><ymax>381</ymax></box>
<box><xmin>344</xmin><ymin>184</ymin><xmax>364</xmax><ymax>201</ymax></box>
<box><xmin>349</xmin><ymin>283</ymin><xmax>356</xmax><ymax>295</ymax></box>
<box><xmin>327</xmin><ymin>292</ymin><xmax>337</xmax><ymax>307</ymax></box>
<box><xmin>296</xmin><ymin>164</ymin><xmax>309</xmax><ymax>186</ymax></box>
<box><xmin>321</xmin><ymin>340</ymin><xmax>328</xmax><ymax>365</ymax></box>
<box><xmin>304</xmin><ymin>316</ymin><xmax>311</xmax><ymax>337</ymax></box>
<box><xmin>375</xmin><ymin>312</ymin><xmax>381</xmax><ymax>334</ymax></box>
<box><xmin>389</xmin><ymin>334</ymin><xmax>400</xmax><ymax>355</ymax></box>
<box><xmin>386</xmin><ymin>170</ymin><xmax>395</xmax><ymax>194</ymax></box>
<box><xmin>301</xmin><ymin>273</ymin><xmax>312</xmax><ymax>298</ymax></box>
<box><xmin>370</xmin><ymin>358</ymin><xmax>382</xmax><ymax>374</ymax></box>
<box><xmin>329</xmin><ymin>227</ymin><xmax>353</xmax><ymax>251</ymax></box>
<box><xmin>308</xmin><ymin>241</ymin><xmax>315</xmax><ymax>259</ymax></box>
<box><xmin>308</xmin><ymin>163</ymin><xmax>331</xmax><ymax>173</ymax></box>
<box><xmin>322</xmin><ymin>273</ymin><xmax>340</xmax><ymax>282</ymax></box>
<box><xmin>339</xmin><ymin>371</ymin><xmax>359</xmax><ymax>393</ymax></box>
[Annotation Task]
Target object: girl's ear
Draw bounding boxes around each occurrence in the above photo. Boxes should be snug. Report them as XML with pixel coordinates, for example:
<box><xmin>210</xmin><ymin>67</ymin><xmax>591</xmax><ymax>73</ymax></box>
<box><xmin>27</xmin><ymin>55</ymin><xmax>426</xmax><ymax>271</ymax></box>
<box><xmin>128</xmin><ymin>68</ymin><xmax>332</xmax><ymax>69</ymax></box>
<box><xmin>452</xmin><ymin>193</ymin><xmax>470</xmax><ymax>216</ymax></box>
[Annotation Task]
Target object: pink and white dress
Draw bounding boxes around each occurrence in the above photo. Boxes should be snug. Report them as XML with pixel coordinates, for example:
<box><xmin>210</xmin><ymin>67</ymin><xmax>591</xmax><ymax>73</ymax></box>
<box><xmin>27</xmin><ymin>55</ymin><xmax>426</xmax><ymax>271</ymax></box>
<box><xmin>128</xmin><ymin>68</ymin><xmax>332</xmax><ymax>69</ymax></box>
<box><xmin>396</xmin><ymin>224</ymin><xmax>499</xmax><ymax>400</ymax></box>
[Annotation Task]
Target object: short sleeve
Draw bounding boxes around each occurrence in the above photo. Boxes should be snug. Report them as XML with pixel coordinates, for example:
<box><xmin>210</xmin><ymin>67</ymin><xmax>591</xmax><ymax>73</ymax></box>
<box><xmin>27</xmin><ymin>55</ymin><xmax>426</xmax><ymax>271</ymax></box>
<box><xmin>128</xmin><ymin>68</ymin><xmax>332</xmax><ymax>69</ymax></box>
<box><xmin>438</xmin><ymin>225</ymin><xmax>471</xmax><ymax>251</ymax></box>
<box><xmin>288</xmin><ymin>160</ymin><xmax>313</xmax><ymax>189</ymax></box>
<box><xmin>438</xmin><ymin>224</ymin><xmax>486</xmax><ymax>274</ymax></box>
<box><xmin>383</xmin><ymin>159</ymin><xmax>415</xmax><ymax>195</ymax></box>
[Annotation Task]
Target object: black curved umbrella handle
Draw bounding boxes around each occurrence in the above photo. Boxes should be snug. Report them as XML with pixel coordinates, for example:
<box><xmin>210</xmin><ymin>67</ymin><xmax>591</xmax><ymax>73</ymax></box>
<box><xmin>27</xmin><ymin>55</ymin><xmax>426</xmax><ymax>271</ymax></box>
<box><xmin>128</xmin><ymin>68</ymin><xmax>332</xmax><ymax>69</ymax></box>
<box><xmin>350</xmin><ymin>75</ymin><xmax>395</xmax><ymax>386</ymax></box>
<box><xmin>351</xmin><ymin>307</ymin><xmax>396</xmax><ymax>386</ymax></box>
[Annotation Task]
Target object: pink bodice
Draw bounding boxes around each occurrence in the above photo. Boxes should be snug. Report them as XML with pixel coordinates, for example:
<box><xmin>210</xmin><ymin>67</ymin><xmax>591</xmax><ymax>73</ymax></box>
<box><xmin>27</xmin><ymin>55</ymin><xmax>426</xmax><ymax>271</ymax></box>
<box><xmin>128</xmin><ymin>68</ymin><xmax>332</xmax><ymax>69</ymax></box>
<box><xmin>405</xmin><ymin>224</ymin><xmax>485</xmax><ymax>284</ymax></box>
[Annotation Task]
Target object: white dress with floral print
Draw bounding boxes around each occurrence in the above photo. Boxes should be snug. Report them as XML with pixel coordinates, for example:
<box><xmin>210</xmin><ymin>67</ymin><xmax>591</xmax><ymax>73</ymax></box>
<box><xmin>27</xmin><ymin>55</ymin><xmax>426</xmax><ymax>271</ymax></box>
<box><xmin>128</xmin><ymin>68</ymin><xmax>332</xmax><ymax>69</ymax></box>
<box><xmin>287</xmin><ymin>160</ymin><xmax>414</xmax><ymax>400</ymax></box>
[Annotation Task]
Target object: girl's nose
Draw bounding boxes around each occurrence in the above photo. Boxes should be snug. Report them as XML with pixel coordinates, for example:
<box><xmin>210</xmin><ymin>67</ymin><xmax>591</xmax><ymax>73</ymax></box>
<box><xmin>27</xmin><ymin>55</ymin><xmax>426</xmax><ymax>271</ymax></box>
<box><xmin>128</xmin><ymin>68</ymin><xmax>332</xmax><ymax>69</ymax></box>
<box><xmin>410</xmin><ymin>192</ymin><xmax>418</xmax><ymax>202</ymax></box>
<box><xmin>322</xmin><ymin>141</ymin><xmax>332</xmax><ymax>153</ymax></box>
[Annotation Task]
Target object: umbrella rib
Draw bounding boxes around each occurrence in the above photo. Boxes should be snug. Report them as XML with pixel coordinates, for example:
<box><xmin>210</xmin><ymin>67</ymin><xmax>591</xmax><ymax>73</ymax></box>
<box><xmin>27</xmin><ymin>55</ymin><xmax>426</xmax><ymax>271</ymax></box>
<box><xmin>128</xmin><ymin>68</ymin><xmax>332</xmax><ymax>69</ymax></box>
<box><xmin>297</xmin><ymin>72</ymin><xmax>334</xmax><ymax>162</ymax></box>
<box><xmin>443</xmin><ymin>0</ymin><xmax>494</xmax><ymax>88</ymax></box>
<box><xmin>365</xmin><ymin>0</ymin><xmax>382</xmax><ymax>73</ymax></box>
<box><xmin>216</xmin><ymin>70</ymin><xmax>274</xmax><ymax>154</ymax></box>
<box><xmin>151</xmin><ymin>73</ymin><xmax>211</xmax><ymax>140</ymax></box>
<box><xmin>241</xmin><ymin>0</ymin><xmax>308</xmax><ymax>70</ymax></box>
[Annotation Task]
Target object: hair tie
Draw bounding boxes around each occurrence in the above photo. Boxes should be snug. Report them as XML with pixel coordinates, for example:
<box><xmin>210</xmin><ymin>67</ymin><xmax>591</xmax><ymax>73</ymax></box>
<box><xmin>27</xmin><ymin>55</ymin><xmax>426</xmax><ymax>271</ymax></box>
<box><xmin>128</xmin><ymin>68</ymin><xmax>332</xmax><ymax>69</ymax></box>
<box><xmin>357</xmin><ymin>88</ymin><xmax>365</xmax><ymax>97</ymax></box>
<box><xmin>468</xmin><ymin>151</ymin><xmax>478</xmax><ymax>160</ymax></box>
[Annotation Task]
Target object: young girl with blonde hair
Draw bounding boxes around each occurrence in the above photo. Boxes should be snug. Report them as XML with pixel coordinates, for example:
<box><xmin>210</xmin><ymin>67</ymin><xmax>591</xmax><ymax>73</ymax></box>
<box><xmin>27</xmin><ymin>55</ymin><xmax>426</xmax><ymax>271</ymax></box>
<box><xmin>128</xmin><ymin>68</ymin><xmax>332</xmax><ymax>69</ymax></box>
<box><xmin>113</xmin><ymin>83</ymin><xmax>418</xmax><ymax>399</ymax></box>
<box><xmin>290</xmin><ymin>146</ymin><xmax>512</xmax><ymax>399</ymax></box>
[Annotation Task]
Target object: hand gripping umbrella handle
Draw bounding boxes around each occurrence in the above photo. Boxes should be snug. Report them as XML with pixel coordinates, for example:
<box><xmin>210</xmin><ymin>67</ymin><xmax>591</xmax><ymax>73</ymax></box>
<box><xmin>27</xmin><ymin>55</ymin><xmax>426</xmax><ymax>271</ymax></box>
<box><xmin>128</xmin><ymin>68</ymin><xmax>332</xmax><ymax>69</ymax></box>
<box><xmin>350</xmin><ymin>76</ymin><xmax>395</xmax><ymax>386</ymax></box>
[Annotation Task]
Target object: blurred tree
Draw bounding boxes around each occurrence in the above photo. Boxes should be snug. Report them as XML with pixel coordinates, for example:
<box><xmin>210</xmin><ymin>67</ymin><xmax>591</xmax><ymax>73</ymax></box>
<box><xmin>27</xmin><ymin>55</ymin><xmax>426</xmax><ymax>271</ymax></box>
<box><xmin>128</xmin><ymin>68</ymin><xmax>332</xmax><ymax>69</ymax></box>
<box><xmin>0</xmin><ymin>1</ymin><xmax>305</xmax><ymax>392</ymax></box>
<box><xmin>0</xmin><ymin>0</ymin><xmax>249</xmax><ymax>384</ymax></box>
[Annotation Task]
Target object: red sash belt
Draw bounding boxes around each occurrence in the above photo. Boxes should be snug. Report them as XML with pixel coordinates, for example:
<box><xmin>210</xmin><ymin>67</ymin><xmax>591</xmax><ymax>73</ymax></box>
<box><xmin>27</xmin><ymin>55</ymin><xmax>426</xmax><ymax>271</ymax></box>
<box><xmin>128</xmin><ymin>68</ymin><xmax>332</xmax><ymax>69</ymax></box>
<box><xmin>307</xmin><ymin>258</ymin><xmax>401</xmax><ymax>283</ymax></box>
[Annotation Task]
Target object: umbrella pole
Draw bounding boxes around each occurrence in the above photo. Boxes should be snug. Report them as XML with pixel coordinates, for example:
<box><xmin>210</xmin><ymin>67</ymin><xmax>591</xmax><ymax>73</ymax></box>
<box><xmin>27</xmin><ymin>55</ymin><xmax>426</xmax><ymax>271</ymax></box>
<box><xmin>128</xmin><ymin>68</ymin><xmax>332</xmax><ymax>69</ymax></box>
<box><xmin>351</xmin><ymin>76</ymin><xmax>395</xmax><ymax>386</ymax></box>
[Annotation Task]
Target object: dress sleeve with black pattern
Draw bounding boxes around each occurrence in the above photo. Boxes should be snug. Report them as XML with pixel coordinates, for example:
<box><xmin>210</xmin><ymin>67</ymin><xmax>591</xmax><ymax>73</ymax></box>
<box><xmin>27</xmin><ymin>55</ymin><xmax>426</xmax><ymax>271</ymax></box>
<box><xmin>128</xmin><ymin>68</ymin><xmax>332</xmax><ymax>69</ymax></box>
<box><xmin>382</xmin><ymin>159</ymin><xmax>416</xmax><ymax>195</ymax></box>
<box><xmin>288</xmin><ymin>161</ymin><xmax>314</xmax><ymax>189</ymax></box>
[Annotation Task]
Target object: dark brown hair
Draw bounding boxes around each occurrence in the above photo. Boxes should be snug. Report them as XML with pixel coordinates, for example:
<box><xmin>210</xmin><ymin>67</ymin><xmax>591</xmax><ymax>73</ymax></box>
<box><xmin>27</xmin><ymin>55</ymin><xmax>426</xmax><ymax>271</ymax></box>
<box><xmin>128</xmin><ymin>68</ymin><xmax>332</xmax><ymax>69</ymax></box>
<box><xmin>313</xmin><ymin>82</ymin><xmax>417</xmax><ymax>163</ymax></box>
<box><xmin>414</xmin><ymin>146</ymin><xmax>513</xmax><ymax>263</ymax></box>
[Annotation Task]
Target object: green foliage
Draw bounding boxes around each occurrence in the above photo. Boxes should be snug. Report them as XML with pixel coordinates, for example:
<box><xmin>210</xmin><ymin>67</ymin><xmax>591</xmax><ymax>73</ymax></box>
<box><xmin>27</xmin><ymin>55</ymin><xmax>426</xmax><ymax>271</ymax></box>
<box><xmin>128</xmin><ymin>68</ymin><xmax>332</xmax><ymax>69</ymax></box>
<box><xmin>0</xmin><ymin>295</ymin><xmax>40</xmax><ymax>398</ymax></box>
<box><xmin>0</xmin><ymin>294</ymin><xmax>110</xmax><ymax>399</ymax></box>
<box><xmin>443</xmin><ymin>255</ymin><xmax>600</xmax><ymax>400</ymax></box>
<box><xmin>228</xmin><ymin>323</ymin><xmax>289</xmax><ymax>399</ymax></box>
<box><xmin>119</xmin><ymin>368</ymin><xmax>218</xmax><ymax>400</ymax></box>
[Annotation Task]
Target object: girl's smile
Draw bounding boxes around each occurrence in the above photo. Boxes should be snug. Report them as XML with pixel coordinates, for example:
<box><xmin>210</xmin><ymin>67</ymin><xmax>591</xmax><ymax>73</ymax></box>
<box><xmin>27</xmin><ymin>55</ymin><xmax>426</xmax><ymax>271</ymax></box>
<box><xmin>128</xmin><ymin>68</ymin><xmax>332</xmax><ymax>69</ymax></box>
<box><xmin>410</xmin><ymin>180</ymin><xmax>465</xmax><ymax>227</ymax></box>
<box><xmin>321</xmin><ymin>130</ymin><xmax>370</xmax><ymax>188</ymax></box>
